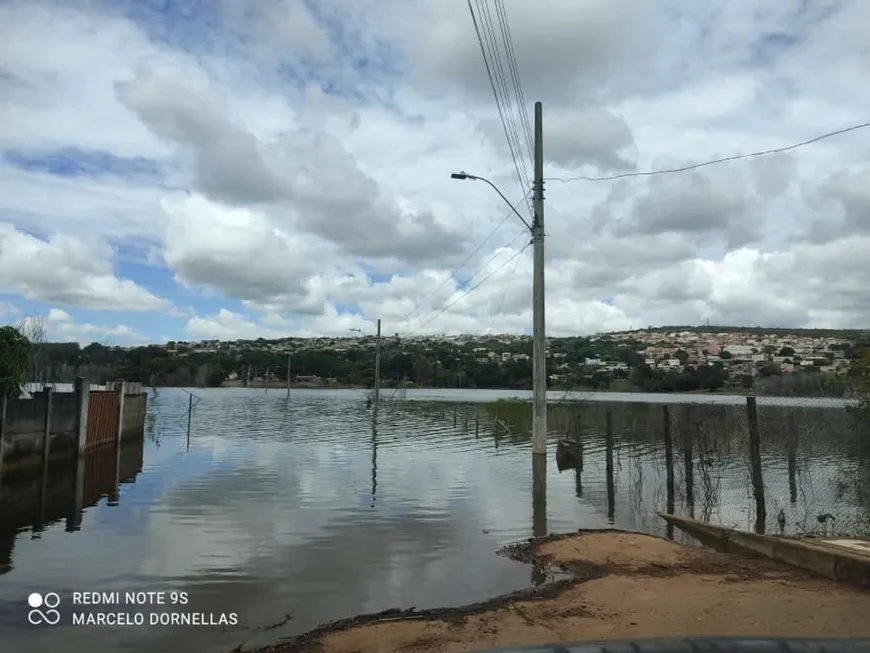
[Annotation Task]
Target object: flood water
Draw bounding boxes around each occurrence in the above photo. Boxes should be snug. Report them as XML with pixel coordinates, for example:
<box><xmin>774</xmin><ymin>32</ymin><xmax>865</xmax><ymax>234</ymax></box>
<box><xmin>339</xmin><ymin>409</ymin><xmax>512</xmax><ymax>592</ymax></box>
<box><xmin>0</xmin><ymin>387</ymin><xmax>866</xmax><ymax>652</ymax></box>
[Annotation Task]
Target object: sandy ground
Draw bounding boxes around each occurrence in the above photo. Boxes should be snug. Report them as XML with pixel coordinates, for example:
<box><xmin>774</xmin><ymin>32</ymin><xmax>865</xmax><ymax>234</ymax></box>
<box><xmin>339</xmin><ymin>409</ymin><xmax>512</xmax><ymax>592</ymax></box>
<box><xmin>254</xmin><ymin>530</ymin><xmax>870</xmax><ymax>653</ymax></box>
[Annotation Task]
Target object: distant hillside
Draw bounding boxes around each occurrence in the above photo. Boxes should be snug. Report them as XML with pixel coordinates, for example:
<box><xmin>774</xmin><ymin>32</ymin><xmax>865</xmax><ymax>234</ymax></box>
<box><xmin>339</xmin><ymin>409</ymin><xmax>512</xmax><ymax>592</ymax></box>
<box><xmin>620</xmin><ymin>325</ymin><xmax>870</xmax><ymax>339</ymax></box>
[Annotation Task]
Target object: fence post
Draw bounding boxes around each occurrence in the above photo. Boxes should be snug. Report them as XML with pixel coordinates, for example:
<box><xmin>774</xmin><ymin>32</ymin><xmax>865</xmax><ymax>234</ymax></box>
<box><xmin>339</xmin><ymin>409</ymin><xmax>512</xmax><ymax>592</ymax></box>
<box><xmin>74</xmin><ymin>377</ymin><xmax>90</xmax><ymax>455</ymax></box>
<box><xmin>787</xmin><ymin>413</ymin><xmax>798</xmax><ymax>504</ymax></box>
<box><xmin>0</xmin><ymin>384</ymin><xmax>6</xmax><ymax>479</ymax></box>
<box><xmin>605</xmin><ymin>410</ymin><xmax>615</xmax><ymax>521</ymax></box>
<box><xmin>746</xmin><ymin>396</ymin><xmax>766</xmax><ymax>534</ymax></box>
<box><xmin>42</xmin><ymin>386</ymin><xmax>53</xmax><ymax>468</ymax></box>
<box><xmin>663</xmin><ymin>406</ymin><xmax>675</xmax><ymax>534</ymax></box>
<box><xmin>683</xmin><ymin>405</ymin><xmax>695</xmax><ymax>514</ymax></box>
<box><xmin>115</xmin><ymin>381</ymin><xmax>126</xmax><ymax>446</ymax></box>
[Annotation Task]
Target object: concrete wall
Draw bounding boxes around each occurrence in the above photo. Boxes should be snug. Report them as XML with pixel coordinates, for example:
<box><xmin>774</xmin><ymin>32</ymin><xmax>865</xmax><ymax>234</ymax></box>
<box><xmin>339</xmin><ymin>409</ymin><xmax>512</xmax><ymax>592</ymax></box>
<box><xmin>1</xmin><ymin>386</ymin><xmax>149</xmax><ymax>471</ymax></box>
<box><xmin>122</xmin><ymin>393</ymin><xmax>147</xmax><ymax>441</ymax></box>
<box><xmin>2</xmin><ymin>392</ymin><xmax>79</xmax><ymax>466</ymax></box>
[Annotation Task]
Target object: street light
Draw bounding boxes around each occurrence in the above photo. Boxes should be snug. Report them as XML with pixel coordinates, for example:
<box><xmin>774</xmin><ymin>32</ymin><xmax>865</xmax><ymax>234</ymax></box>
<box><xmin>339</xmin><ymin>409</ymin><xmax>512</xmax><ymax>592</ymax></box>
<box><xmin>450</xmin><ymin>102</ymin><xmax>545</xmax><ymax>459</ymax></box>
<box><xmin>451</xmin><ymin>172</ymin><xmax>532</xmax><ymax>232</ymax></box>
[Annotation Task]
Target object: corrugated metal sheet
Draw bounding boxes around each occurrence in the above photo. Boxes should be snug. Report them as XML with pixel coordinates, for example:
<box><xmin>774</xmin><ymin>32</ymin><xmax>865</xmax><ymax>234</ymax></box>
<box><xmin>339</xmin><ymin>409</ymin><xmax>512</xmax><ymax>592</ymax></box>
<box><xmin>86</xmin><ymin>391</ymin><xmax>119</xmax><ymax>449</ymax></box>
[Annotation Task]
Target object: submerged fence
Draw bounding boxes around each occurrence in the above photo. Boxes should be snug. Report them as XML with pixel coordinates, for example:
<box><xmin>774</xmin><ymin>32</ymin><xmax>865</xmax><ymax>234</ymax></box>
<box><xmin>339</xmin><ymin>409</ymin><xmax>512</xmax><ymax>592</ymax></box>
<box><xmin>482</xmin><ymin>395</ymin><xmax>870</xmax><ymax>538</ymax></box>
<box><xmin>0</xmin><ymin>379</ymin><xmax>148</xmax><ymax>474</ymax></box>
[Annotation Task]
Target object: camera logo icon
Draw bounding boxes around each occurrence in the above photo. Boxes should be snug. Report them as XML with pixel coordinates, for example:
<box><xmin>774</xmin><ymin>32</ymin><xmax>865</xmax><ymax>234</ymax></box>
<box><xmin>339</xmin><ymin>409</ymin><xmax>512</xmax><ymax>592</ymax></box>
<box><xmin>27</xmin><ymin>592</ymin><xmax>61</xmax><ymax>625</ymax></box>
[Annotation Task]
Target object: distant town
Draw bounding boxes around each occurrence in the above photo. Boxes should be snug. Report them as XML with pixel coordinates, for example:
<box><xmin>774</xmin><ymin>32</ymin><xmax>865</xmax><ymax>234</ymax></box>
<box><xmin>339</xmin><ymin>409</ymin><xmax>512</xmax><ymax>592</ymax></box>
<box><xmin>18</xmin><ymin>324</ymin><xmax>869</xmax><ymax>396</ymax></box>
<box><xmin>143</xmin><ymin>325</ymin><xmax>867</xmax><ymax>396</ymax></box>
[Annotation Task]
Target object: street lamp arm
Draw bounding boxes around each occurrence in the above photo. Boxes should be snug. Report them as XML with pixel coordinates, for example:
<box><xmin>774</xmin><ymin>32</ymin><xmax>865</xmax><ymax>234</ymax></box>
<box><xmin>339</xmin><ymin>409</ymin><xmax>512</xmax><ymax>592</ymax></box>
<box><xmin>451</xmin><ymin>171</ymin><xmax>532</xmax><ymax>232</ymax></box>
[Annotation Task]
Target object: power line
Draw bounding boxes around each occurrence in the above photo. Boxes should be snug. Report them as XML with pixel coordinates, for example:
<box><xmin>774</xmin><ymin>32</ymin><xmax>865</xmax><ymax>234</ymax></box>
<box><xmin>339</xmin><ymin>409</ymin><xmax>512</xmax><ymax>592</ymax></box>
<box><xmin>485</xmin><ymin>239</ymin><xmax>524</xmax><ymax>334</ymax></box>
<box><xmin>545</xmin><ymin>120</ymin><xmax>870</xmax><ymax>183</ymax></box>
<box><xmin>468</xmin><ymin>0</ymin><xmax>533</xmax><ymax>216</ymax></box>
<box><xmin>397</xmin><ymin>194</ymin><xmax>529</xmax><ymax>326</ymax></box>
<box><xmin>479</xmin><ymin>0</ymin><xmax>531</xmax><ymax>165</ymax></box>
<box><xmin>407</xmin><ymin>240</ymin><xmax>532</xmax><ymax>335</ymax></box>
<box><xmin>494</xmin><ymin>0</ymin><xmax>533</xmax><ymax>157</ymax></box>
<box><xmin>405</xmin><ymin>228</ymin><xmax>528</xmax><ymax>335</ymax></box>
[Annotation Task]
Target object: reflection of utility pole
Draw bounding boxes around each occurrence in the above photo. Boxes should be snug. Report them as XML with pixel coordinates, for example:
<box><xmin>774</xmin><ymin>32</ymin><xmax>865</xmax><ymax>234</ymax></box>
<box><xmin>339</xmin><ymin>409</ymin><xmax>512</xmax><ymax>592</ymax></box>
<box><xmin>371</xmin><ymin>404</ymin><xmax>378</xmax><ymax>508</ymax></box>
<box><xmin>374</xmin><ymin>318</ymin><xmax>381</xmax><ymax>405</ymax></box>
<box><xmin>532</xmin><ymin>453</ymin><xmax>547</xmax><ymax>538</ymax></box>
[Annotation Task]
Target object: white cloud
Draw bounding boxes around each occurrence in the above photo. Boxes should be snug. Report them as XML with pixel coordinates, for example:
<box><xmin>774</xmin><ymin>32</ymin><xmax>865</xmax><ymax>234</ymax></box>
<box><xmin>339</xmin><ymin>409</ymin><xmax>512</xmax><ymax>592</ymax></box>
<box><xmin>16</xmin><ymin>307</ymin><xmax>148</xmax><ymax>344</ymax></box>
<box><xmin>2</xmin><ymin>0</ymin><xmax>870</xmax><ymax>341</ymax></box>
<box><xmin>0</xmin><ymin>223</ymin><xmax>168</xmax><ymax>311</ymax></box>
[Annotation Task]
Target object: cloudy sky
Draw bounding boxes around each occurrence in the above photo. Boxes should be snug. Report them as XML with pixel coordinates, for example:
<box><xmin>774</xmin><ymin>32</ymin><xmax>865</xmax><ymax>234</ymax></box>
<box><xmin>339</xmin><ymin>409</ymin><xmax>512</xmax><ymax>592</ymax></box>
<box><xmin>2</xmin><ymin>0</ymin><xmax>869</xmax><ymax>345</ymax></box>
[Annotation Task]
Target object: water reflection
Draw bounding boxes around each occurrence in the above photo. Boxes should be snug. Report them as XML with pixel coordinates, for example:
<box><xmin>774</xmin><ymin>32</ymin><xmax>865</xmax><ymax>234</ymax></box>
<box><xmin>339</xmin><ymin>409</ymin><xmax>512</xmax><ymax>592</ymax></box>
<box><xmin>532</xmin><ymin>454</ymin><xmax>547</xmax><ymax>539</ymax></box>
<box><xmin>371</xmin><ymin>405</ymin><xmax>378</xmax><ymax>508</ymax></box>
<box><xmin>0</xmin><ymin>439</ymin><xmax>144</xmax><ymax>574</ymax></box>
<box><xmin>0</xmin><ymin>387</ymin><xmax>865</xmax><ymax>653</ymax></box>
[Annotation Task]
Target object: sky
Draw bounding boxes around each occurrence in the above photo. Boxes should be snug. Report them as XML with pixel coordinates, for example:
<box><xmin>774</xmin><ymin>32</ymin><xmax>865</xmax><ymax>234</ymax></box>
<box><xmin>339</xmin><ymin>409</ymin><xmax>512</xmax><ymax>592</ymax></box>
<box><xmin>1</xmin><ymin>0</ymin><xmax>869</xmax><ymax>346</ymax></box>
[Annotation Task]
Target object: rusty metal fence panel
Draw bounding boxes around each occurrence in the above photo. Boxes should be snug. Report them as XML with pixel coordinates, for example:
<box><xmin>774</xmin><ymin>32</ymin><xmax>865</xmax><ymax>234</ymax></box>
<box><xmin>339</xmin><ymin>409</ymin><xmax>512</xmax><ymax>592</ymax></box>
<box><xmin>86</xmin><ymin>391</ymin><xmax>118</xmax><ymax>449</ymax></box>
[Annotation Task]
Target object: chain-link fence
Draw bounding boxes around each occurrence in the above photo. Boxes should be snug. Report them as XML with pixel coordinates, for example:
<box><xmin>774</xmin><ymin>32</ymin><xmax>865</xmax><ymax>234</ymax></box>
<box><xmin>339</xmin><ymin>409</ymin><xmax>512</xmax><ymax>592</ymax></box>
<box><xmin>545</xmin><ymin>396</ymin><xmax>870</xmax><ymax>538</ymax></box>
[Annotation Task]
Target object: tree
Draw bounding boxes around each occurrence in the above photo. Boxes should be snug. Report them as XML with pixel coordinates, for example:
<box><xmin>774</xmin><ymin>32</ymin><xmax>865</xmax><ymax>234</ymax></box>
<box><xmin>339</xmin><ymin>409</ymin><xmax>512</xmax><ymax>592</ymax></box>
<box><xmin>779</xmin><ymin>346</ymin><xmax>795</xmax><ymax>357</ymax></box>
<box><xmin>0</xmin><ymin>326</ymin><xmax>30</xmax><ymax>397</ymax></box>
<box><xmin>719</xmin><ymin>350</ymin><xmax>732</xmax><ymax>360</ymax></box>
<box><xmin>848</xmin><ymin>349</ymin><xmax>870</xmax><ymax>418</ymax></box>
<box><xmin>757</xmin><ymin>362</ymin><xmax>782</xmax><ymax>377</ymax></box>
<box><xmin>17</xmin><ymin>315</ymin><xmax>47</xmax><ymax>383</ymax></box>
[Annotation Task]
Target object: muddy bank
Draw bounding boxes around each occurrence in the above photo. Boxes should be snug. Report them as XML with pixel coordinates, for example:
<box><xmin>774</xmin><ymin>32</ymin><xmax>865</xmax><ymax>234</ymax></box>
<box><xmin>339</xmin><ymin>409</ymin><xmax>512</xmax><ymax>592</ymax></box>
<box><xmin>253</xmin><ymin>529</ymin><xmax>870</xmax><ymax>653</ymax></box>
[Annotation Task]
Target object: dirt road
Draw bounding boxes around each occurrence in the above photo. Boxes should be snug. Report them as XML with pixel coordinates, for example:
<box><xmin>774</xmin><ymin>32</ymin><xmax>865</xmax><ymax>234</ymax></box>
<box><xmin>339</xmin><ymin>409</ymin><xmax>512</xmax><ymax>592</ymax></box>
<box><xmin>255</xmin><ymin>530</ymin><xmax>870</xmax><ymax>653</ymax></box>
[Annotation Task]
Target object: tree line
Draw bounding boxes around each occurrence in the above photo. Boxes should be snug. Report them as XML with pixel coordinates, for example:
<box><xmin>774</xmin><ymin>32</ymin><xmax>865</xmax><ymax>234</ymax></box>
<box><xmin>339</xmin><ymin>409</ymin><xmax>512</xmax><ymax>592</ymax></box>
<box><xmin>0</xmin><ymin>323</ymin><xmax>868</xmax><ymax>403</ymax></box>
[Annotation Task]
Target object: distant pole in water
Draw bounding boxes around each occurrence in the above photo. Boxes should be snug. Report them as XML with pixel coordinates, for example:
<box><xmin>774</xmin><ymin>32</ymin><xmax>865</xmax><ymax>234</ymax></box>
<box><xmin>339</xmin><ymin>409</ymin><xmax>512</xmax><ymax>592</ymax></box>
<box><xmin>264</xmin><ymin>365</ymin><xmax>269</xmax><ymax>393</ymax></box>
<box><xmin>374</xmin><ymin>318</ymin><xmax>381</xmax><ymax>406</ymax></box>
<box><xmin>286</xmin><ymin>354</ymin><xmax>291</xmax><ymax>401</ymax></box>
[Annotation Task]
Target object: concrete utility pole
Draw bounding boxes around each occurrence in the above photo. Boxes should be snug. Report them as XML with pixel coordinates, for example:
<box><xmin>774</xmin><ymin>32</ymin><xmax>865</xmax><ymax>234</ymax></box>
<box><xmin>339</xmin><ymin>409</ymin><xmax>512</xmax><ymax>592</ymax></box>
<box><xmin>531</xmin><ymin>101</ymin><xmax>547</xmax><ymax>456</ymax></box>
<box><xmin>374</xmin><ymin>318</ymin><xmax>382</xmax><ymax>406</ymax></box>
<box><xmin>352</xmin><ymin>322</ymin><xmax>382</xmax><ymax>405</ymax></box>
<box><xmin>450</xmin><ymin>101</ymin><xmax>547</xmax><ymax>457</ymax></box>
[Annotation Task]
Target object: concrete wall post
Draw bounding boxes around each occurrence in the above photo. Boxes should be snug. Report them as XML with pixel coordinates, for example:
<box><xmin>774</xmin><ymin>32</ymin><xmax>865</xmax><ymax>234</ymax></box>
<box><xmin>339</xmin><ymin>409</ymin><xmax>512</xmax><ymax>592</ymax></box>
<box><xmin>74</xmin><ymin>376</ymin><xmax>89</xmax><ymax>455</ymax></box>
<box><xmin>0</xmin><ymin>386</ymin><xmax>6</xmax><ymax>478</ymax></box>
<box><xmin>115</xmin><ymin>380</ymin><xmax>126</xmax><ymax>446</ymax></box>
<box><xmin>41</xmin><ymin>386</ymin><xmax>53</xmax><ymax>468</ymax></box>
